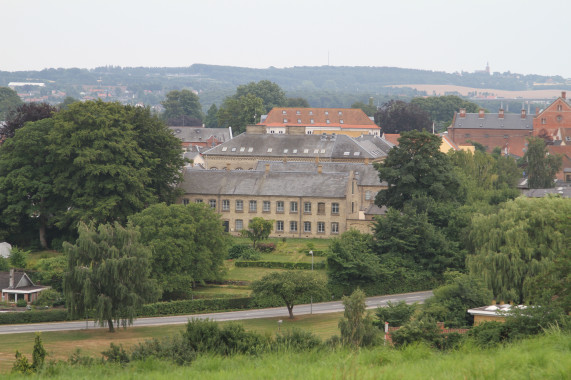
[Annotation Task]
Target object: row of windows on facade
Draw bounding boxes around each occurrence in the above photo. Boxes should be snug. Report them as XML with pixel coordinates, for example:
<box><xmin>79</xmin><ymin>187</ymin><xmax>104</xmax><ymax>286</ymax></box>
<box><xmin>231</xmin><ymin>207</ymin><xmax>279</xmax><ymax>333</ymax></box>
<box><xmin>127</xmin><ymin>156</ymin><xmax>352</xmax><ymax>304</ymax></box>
<box><xmin>541</xmin><ymin>115</ymin><xmax>564</xmax><ymax>124</ymax></box>
<box><xmin>184</xmin><ymin>199</ymin><xmax>341</xmax><ymax>214</ymax></box>
<box><xmin>282</xmin><ymin>110</ymin><xmax>343</xmax><ymax>116</ymax></box>
<box><xmin>282</xmin><ymin>118</ymin><xmax>344</xmax><ymax>124</ymax></box>
<box><xmin>234</xmin><ymin>219</ymin><xmax>339</xmax><ymax>234</ymax></box>
<box><xmin>464</xmin><ymin>133</ymin><xmax>514</xmax><ymax>139</ymax></box>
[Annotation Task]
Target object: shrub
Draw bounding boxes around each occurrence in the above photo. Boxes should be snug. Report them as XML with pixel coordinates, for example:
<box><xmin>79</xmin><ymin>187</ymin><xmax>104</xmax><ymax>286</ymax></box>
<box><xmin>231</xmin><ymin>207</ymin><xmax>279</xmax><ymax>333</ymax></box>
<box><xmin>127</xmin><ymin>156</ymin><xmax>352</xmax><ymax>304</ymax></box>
<box><xmin>68</xmin><ymin>349</ymin><xmax>96</xmax><ymax>367</ymax></box>
<box><xmin>12</xmin><ymin>351</ymin><xmax>33</xmax><ymax>374</ymax></box>
<box><xmin>32</xmin><ymin>333</ymin><xmax>47</xmax><ymax>370</ymax></box>
<box><xmin>467</xmin><ymin>321</ymin><xmax>508</xmax><ymax>348</ymax></box>
<box><xmin>16</xmin><ymin>299</ymin><xmax>28</xmax><ymax>307</ymax></box>
<box><xmin>390</xmin><ymin>319</ymin><xmax>441</xmax><ymax>348</ymax></box>
<box><xmin>9</xmin><ymin>247</ymin><xmax>29</xmax><ymax>269</ymax></box>
<box><xmin>130</xmin><ymin>335</ymin><xmax>196</xmax><ymax>365</ymax></box>
<box><xmin>256</xmin><ymin>243</ymin><xmax>276</xmax><ymax>253</ymax></box>
<box><xmin>101</xmin><ymin>343</ymin><xmax>130</xmax><ymax>365</ymax></box>
<box><xmin>375</xmin><ymin>301</ymin><xmax>417</xmax><ymax>328</ymax></box>
<box><xmin>33</xmin><ymin>289</ymin><xmax>63</xmax><ymax>307</ymax></box>
<box><xmin>274</xmin><ymin>328</ymin><xmax>322</xmax><ymax>351</ymax></box>
<box><xmin>228</xmin><ymin>244</ymin><xmax>260</xmax><ymax>260</ymax></box>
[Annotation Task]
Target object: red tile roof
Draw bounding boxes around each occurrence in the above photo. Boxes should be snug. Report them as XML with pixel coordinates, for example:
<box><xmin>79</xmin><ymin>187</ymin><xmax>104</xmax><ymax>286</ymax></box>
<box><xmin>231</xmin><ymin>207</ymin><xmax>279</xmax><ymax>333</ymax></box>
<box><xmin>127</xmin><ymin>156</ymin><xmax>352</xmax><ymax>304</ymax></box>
<box><xmin>382</xmin><ymin>134</ymin><xmax>400</xmax><ymax>146</ymax></box>
<box><xmin>261</xmin><ymin>108</ymin><xmax>379</xmax><ymax>130</ymax></box>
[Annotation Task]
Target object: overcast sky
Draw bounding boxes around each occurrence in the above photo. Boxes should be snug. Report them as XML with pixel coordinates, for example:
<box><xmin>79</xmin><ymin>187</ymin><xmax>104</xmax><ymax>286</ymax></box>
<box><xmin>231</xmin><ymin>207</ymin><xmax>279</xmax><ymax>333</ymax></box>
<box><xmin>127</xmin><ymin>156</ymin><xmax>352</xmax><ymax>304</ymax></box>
<box><xmin>3</xmin><ymin>0</ymin><xmax>570</xmax><ymax>78</ymax></box>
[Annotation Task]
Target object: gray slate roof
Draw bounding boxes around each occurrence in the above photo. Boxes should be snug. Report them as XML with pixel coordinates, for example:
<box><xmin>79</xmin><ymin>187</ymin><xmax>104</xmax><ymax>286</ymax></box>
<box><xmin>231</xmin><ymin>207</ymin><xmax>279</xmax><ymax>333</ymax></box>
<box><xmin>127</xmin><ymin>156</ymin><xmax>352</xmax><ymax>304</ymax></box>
<box><xmin>523</xmin><ymin>187</ymin><xmax>571</xmax><ymax>198</ymax></box>
<box><xmin>254</xmin><ymin>161</ymin><xmax>387</xmax><ymax>187</ymax></box>
<box><xmin>0</xmin><ymin>271</ymin><xmax>31</xmax><ymax>289</ymax></box>
<box><xmin>452</xmin><ymin>113</ymin><xmax>534</xmax><ymax>130</ymax></box>
<box><xmin>180</xmin><ymin>168</ymin><xmax>348</xmax><ymax>198</ymax></box>
<box><xmin>202</xmin><ymin>133</ymin><xmax>382</xmax><ymax>159</ymax></box>
<box><xmin>169</xmin><ymin>127</ymin><xmax>231</xmax><ymax>144</ymax></box>
<box><xmin>353</xmin><ymin>135</ymin><xmax>395</xmax><ymax>157</ymax></box>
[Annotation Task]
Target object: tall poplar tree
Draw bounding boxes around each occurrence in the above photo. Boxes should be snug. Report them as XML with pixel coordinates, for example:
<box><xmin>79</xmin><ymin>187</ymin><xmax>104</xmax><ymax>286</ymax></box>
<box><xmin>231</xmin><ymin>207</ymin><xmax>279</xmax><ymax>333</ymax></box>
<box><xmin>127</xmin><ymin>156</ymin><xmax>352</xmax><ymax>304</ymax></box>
<box><xmin>523</xmin><ymin>137</ymin><xmax>562</xmax><ymax>188</ymax></box>
<box><xmin>64</xmin><ymin>222</ymin><xmax>159</xmax><ymax>332</ymax></box>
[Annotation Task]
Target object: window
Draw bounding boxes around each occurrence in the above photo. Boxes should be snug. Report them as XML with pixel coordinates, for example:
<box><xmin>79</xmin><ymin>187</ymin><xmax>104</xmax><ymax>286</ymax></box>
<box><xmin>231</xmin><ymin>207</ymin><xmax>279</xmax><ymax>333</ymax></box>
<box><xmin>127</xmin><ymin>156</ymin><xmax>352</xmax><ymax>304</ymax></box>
<box><xmin>557</xmin><ymin>115</ymin><xmax>563</xmax><ymax>122</ymax></box>
<box><xmin>240</xmin><ymin>147</ymin><xmax>245</xmax><ymax>152</ymax></box>
<box><xmin>304</xmin><ymin>149</ymin><xmax>309</xmax><ymax>153</ymax></box>
<box><xmin>317</xmin><ymin>222</ymin><xmax>325</xmax><ymax>233</ymax></box>
<box><xmin>236</xmin><ymin>200</ymin><xmax>243</xmax><ymax>211</ymax></box>
<box><xmin>249</xmin><ymin>200</ymin><xmax>257</xmax><ymax>212</ymax></box>
<box><xmin>541</xmin><ymin>118</ymin><xmax>547</xmax><ymax>124</ymax></box>
<box><xmin>557</xmin><ymin>105</ymin><xmax>563</xmax><ymax>111</ymax></box>
<box><xmin>325</xmin><ymin>111</ymin><xmax>329</xmax><ymax>115</ymax></box>
<box><xmin>290</xmin><ymin>201</ymin><xmax>298</xmax><ymax>213</ymax></box>
<box><xmin>318</xmin><ymin>202</ymin><xmax>325</xmax><ymax>214</ymax></box>
<box><xmin>352</xmin><ymin>202</ymin><xmax>355</xmax><ymax>213</ymax></box>
<box><xmin>267</xmin><ymin>148</ymin><xmax>273</xmax><ymax>152</ymax></box>
<box><xmin>297</xmin><ymin>119</ymin><xmax>301</xmax><ymax>123</ymax></box>
<box><xmin>282</xmin><ymin>110</ymin><xmax>287</xmax><ymax>114</ymax></box>
<box><xmin>309</xmin><ymin>111</ymin><xmax>313</xmax><ymax>115</ymax></box>
<box><xmin>304</xmin><ymin>222</ymin><xmax>311</xmax><ymax>233</ymax></box>
<box><xmin>236</xmin><ymin>219</ymin><xmax>243</xmax><ymax>231</ymax></box>
<box><xmin>276</xmin><ymin>201</ymin><xmax>284</xmax><ymax>212</ymax></box>
<box><xmin>284</xmin><ymin>149</ymin><xmax>289</xmax><ymax>153</ymax></box>
<box><xmin>340</xmin><ymin>119</ymin><xmax>344</xmax><ymax>124</ymax></box>
<box><xmin>183</xmin><ymin>198</ymin><xmax>189</xmax><ymax>205</ymax></box>
<box><xmin>248</xmin><ymin>147</ymin><xmax>253</xmax><ymax>152</ymax></box>
<box><xmin>338</xmin><ymin>111</ymin><xmax>343</xmax><ymax>116</ymax></box>
<box><xmin>195</xmin><ymin>199</ymin><xmax>203</xmax><ymax>203</ymax></box>
<box><xmin>296</xmin><ymin>110</ymin><xmax>301</xmax><ymax>115</ymax></box>
<box><xmin>276</xmin><ymin>221</ymin><xmax>284</xmax><ymax>232</ymax></box>
<box><xmin>326</xmin><ymin>119</ymin><xmax>330</xmax><ymax>124</ymax></box>
<box><xmin>464</xmin><ymin>134</ymin><xmax>470</xmax><ymax>138</ymax></box>
<box><xmin>263</xmin><ymin>201</ymin><xmax>271</xmax><ymax>212</ymax></box>
<box><xmin>332</xmin><ymin>203</ymin><xmax>339</xmax><ymax>214</ymax></box>
<box><xmin>290</xmin><ymin>221</ymin><xmax>298</xmax><ymax>232</ymax></box>
<box><xmin>310</xmin><ymin>119</ymin><xmax>314</xmax><ymax>124</ymax></box>
<box><xmin>331</xmin><ymin>222</ymin><xmax>339</xmax><ymax>234</ymax></box>
<box><xmin>209</xmin><ymin>199</ymin><xmax>216</xmax><ymax>209</ymax></box>
<box><xmin>222</xmin><ymin>199</ymin><xmax>230</xmax><ymax>211</ymax></box>
<box><xmin>293</xmin><ymin>149</ymin><xmax>297</xmax><ymax>154</ymax></box>
<box><xmin>365</xmin><ymin>191</ymin><xmax>372</xmax><ymax>200</ymax></box>
<box><xmin>283</xmin><ymin>118</ymin><xmax>288</xmax><ymax>123</ymax></box>
<box><xmin>504</xmin><ymin>135</ymin><xmax>509</xmax><ymax>139</ymax></box>
<box><xmin>222</xmin><ymin>147</ymin><xmax>228</xmax><ymax>151</ymax></box>
<box><xmin>320</xmin><ymin>149</ymin><xmax>325</xmax><ymax>153</ymax></box>
<box><xmin>304</xmin><ymin>202</ymin><xmax>311</xmax><ymax>213</ymax></box>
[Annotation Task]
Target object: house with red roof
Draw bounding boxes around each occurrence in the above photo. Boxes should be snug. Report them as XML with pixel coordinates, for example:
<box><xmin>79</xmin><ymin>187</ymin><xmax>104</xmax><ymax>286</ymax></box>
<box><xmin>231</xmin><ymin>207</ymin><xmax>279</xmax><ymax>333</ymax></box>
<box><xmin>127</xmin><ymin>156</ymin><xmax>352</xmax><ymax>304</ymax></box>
<box><xmin>258</xmin><ymin>108</ymin><xmax>380</xmax><ymax>137</ymax></box>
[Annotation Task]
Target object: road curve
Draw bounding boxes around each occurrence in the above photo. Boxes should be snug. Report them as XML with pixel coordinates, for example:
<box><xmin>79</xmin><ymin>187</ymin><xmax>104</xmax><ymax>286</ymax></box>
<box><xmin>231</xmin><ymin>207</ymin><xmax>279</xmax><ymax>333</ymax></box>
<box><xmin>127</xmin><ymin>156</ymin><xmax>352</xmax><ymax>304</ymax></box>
<box><xmin>0</xmin><ymin>290</ymin><xmax>432</xmax><ymax>335</ymax></box>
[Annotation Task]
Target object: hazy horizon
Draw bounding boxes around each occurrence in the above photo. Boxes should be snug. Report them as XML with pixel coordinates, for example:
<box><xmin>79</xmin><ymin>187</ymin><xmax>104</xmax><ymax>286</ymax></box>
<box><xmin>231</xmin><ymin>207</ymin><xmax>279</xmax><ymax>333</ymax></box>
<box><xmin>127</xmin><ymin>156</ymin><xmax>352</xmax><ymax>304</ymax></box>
<box><xmin>3</xmin><ymin>0</ymin><xmax>570</xmax><ymax>78</ymax></box>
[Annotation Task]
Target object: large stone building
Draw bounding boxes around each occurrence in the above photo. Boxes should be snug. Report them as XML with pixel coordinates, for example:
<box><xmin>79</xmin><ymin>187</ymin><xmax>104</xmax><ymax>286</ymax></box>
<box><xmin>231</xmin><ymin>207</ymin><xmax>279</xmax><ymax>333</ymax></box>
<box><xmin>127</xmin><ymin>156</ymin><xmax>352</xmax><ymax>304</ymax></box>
<box><xmin>178</xmin><ymin>161</ymin><xmax>387</xmax><ymax>238</ymax></box>
<box><xmin>258</xmin><ymin>107</ymin><xmax>380</xmax><ymax>137</ymax></box>
<box><xmin>201</xmin><ymin>132</ymin><xmax>392</xmax><ymax>170</ymax></box>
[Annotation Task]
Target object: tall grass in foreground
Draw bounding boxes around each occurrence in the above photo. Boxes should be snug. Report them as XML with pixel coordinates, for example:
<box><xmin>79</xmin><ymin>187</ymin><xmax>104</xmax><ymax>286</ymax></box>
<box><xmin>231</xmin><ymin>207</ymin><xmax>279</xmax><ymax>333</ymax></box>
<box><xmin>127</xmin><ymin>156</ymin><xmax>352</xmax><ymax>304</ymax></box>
<box><xmin>9</xmin><ymin>330</ymin><xmax>570</xmax><ymax>379</ymax></box>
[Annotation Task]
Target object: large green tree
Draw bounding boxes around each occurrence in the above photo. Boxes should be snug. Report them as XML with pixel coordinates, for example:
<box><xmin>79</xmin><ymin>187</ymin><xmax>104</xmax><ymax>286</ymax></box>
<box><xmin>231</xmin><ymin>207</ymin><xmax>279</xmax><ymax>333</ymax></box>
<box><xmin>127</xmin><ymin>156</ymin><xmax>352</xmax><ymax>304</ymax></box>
<box><xmin>48</xmin><ymin>101</ymin><xmax>184</xmax><ymax>230</ymax></box>
<box><xmin>1</xmin><ymin>102</ymin><xmax>57</xmax><ymax>139</ymax></box>
<box><xmin>467</xmin><ymin>196</ymin><xmax>571</xmax><ymax>303</ymax></box>
<box><xmin>161</xmin><ymin>89</ymin><xmax>203</xmax><ymax>126</ymax></box>
<box><xmin>234</xmin><ymin>80</ymin><xmax>286</xmax><ymax>113</ymax></box>
<box><xmin>0</xmin><ymin>87</ymin><xmax>22</xmax><ymax>121</ymax></box>
<box><xmin>204</xmin><ymin>104</ymin><xmax>219</xmax><ymax>128</ymax></box>
<box><xmin>217</xmin><ymin>93</ymin><xmax>264</xmax><ymax>134</ymax></box>
<box><xmin>128</xmin><ymin>203</ymin><xmax>229</xmax><ymax>299</ymax></box>
<box><xmin>411</xmin><ymin>95</ymin><xmax>480</xmax><ymax>130</ymax></box>
<box><xmin>523</xmin><ymin>137</ymin><xmax>562</xmax><ymax>188</ymax></box>
<box><xmin>374</xmin><ymin>100</ymin><xmax>432</xmax><ymax>134</ymax></box>
<box><xmin>0</xmin><ymin>119</ymin><xmax>58</xmax><ymax>248</ymax></box>
<box><xmin>375</xmin><ymin>130</ymin><xmax>463</xmax><ymax>210</ymax></box>
<box><xmin>251</xmin><ymin>271</ymin><xmax>327</xmax><ymax>319</ymax></box>
<box><xmin>64</xmin><ymin>222</ymin><xmax>159</xmax><ymax>332</ymax></box>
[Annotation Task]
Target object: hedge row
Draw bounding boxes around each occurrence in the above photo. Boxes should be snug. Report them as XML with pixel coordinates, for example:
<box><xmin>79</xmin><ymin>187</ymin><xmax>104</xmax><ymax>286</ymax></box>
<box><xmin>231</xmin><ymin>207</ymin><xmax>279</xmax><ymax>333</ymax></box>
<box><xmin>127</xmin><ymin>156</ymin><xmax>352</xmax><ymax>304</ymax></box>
<box><xmin>234</xmin><ymin>261</ymin><xmax>326</xmax><ymax>270</ymax></box>
<box><xmin>0</xmin><ymin>309</ymin><xmax>69</xmax><ymax>325</ymax></box>
<box><xmin>0</xmin><ymin>297</ymin><xmax>287</xmax><ymax>325</ymax></box>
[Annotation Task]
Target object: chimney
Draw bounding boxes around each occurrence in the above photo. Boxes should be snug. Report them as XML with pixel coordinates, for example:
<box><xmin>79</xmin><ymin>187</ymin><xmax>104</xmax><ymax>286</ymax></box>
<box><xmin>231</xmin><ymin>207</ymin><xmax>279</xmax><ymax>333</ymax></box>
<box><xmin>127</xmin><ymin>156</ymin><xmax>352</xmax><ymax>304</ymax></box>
<box><xmin>562</xmin><ymin>91</ymin><xmax>566</xmax><ymax>99</ymax></box>
<box><xmin>478</xmin><ymin>109</ymin><xmax>485</xmax><ymax>119</ymax></box>
<box><xmin>521</xmin><ymin>109</ymin><xmax>527</xmax><ymax>119</ymax></box>
<box><xmin>315</xmin><ymin>156</ymin><xmax>319</xmax><ymax>164</ymax></box>
<box><xmin>317</xmin><ymin>165</ymin><xmax>323</xmax><ymax>174</ymax></box>
<box><xmin>535</xmin><ymin>107</ymin><xmax>539</xmax><ymax>115</ymax></box>
<box><xmin>498</xmin><ymin>109</ymin><xmax>504</xmax><ymax>119</ymax></box>
<box><xmin>9</xmin><ymin>268</ymin><xmax>14</xmax><ymax>288</ymax></box>
<box><xmin>265</xmin><ymin>163</ymin><xmax>270</xmax><ymax>173</ymax></box>
<box><xmin>459</xmin><ymin>108</ymin><xmax>466</xmax><ymax>118</ymax></box>
<box><xmin>364</xmin><ymin>157</ymin><xmax>370</xmax><ymax>165</ymax></box>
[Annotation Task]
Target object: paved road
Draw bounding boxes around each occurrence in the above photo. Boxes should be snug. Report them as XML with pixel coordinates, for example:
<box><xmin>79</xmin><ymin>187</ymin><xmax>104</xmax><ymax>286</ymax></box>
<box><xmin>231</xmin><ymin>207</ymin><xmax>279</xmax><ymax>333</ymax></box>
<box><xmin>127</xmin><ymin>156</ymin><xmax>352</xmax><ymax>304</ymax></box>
<box><xmin>0</xmin><ymin>290</ymin><xmax>432</xmax><ymax>335</ymax></box>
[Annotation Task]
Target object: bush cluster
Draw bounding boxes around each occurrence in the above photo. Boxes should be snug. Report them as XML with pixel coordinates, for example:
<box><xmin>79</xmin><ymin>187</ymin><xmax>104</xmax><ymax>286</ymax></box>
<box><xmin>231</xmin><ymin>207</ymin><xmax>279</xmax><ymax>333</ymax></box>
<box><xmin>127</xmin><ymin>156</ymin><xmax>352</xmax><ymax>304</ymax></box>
<box><xmin>235</xmin><ymin>261</ymin><xmax>326</xmax><ymax>270</ymax></box>
<box><xmin>227</xmin><ymin>244</ymin><xmax>260</xmax><ymax>260</ymax></box>
<box><xmin>256</xmin><ymin>242</ymin><xmax>276</xmax><ymax>253</ymax></box>
<box><xmin>0</xmin><ymin>309</ymin><xmax>68</xmax><ymax>325</ymax></box>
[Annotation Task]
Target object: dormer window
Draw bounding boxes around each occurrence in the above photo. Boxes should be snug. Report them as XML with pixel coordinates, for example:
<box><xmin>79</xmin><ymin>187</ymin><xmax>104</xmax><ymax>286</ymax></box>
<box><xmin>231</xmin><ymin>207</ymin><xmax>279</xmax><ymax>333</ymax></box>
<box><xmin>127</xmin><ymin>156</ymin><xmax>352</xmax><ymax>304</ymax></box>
<box><xmin>282</xmin><ymin>110</ymin><xmax>287</xmax><ymax>114</ymax></box>
<box><xmin>222</xmin><ymin>147</ymin><xmax>228</xmax><ymax>151</ymax></box>
<box><xmin>326</xmin><ymin>119</ymin><xmax>330</xmax><ymax>124</ymax></box>
<box><xmin>310</xmin><ymin>119</ymin><xmax>314</xmax><ymax>124</ymax></box>
<box><xmin>340</xmin><ymin>119</ymin><xmax>344</xmax><ymax>124</ymax></box>
<box><xmin>297</xmin><ymin>119</ymin><xmax>301</xmax><ymax>123</ymax></box>
<box><xmin>338</xmin><ymin>111</ymin><xmax>343</xmax><ymax>115</ymax></box>
<box><xmin>283</xmin><ymin>118</ymin><xmax>287</xmax><ymax>123</ymax></box>
<box><xmin>325</xmin><ymin>111</ymin><xmax>329</xmax><ymax>115</ymax></box>
<box><xmin>296</xmin><ymin>110</ymin><xmax>301</xmax><ymax>115</ymax></box>
<box><xmin>283</xmin><ymin>149</ymin><xmax>288</xmax><ymax>153</ymax></box>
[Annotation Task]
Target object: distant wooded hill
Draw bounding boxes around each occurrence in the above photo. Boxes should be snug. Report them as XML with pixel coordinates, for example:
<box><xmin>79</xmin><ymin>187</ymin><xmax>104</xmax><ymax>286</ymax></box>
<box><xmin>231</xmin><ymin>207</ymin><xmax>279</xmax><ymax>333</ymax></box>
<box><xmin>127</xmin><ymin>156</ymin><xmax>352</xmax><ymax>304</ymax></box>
<box><xmin>1</xmin><ymin>64</ymin><xmax>569</xmax><ymax>109</ymax></box>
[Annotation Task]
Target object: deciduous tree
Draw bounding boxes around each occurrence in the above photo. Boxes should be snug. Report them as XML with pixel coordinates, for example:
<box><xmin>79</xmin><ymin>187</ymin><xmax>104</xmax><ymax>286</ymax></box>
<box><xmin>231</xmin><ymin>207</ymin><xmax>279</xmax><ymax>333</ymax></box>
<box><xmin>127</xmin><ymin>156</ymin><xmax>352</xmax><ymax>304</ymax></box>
<box><xmin>523</xmin><ymin>137</ymin><xmax>562</xmax><ymax>188</ymax></box>
<box><xmin>128</xmin><ymin>203</ymin><xmax>229</xmax><ymax>299</ymax></box>
<box><xmin>467</xmin><ymin>197</ymin><xmax>571</xmax><ymax>303</ymax></box>
<box><xmin>1</xmin><ymin>102</ymin><xmax>57</xmax><ymax>139</ymax></box>
<box><xmin>217</xmin><ymin>94</ymin><xmax>264</xmax><ymax>134</ymax></box>
<box><xmin>0</xmin><ymin>87</ymin><xmax>22</xmax><ymax>122</ymax></box>
<box><xmin>161</xmin><ymin>89</ymin><xmax>203</xmax><ymax>126</ymax></box>
<box><xmin>374</xmin><ymin>100</ymin><xmax>432</xmax><ymax>134</ymax></box>
<box><xmin>64</xmin><ymin>222</ymin><xmax>159</xmax><ymax>332</ymax></box>
<box><xmin>251</xmin><ymin>271</ymin><xmax>327</xmax><ymax>319</ymax></box>
<box><xmin>241</xmin><ymin>217</ymin><xmax>273</xmax><ymax>250</ymax></box>
<box><xmin>234</xmin><ymin>80</ymin><xmax>286</xmax><ymax>113</ymax></box>
<box><xmin>339</xmin><ymin>288</ymin><xmax>379</xmax><ymax>347</ymax></box>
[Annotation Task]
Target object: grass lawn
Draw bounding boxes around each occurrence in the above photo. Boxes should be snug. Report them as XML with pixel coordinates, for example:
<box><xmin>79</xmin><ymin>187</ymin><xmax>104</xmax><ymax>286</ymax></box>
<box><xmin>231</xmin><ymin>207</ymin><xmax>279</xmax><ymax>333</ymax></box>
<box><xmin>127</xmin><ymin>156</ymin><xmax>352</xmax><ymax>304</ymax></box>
<box><xmin>224</xmin><ymin>261</ymin><xmax>327</xmax><ymax>282</ymax></box>
<box><xmin>26</xmin><ymin>250</ymin><xmax>62</xmax><ymax>267</ymax></box>
<box><xmin>0</xmin><ymin>312</ymin><xmax>343</xmax><ymax>374</ymax></box>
